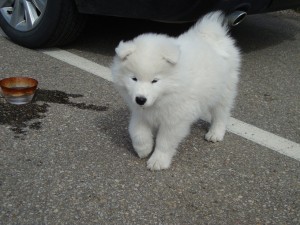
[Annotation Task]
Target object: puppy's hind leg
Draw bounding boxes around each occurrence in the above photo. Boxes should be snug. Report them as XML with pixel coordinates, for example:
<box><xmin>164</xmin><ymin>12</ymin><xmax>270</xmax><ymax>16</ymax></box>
<box><xmin>205</xmin><ymin>102</ymin><xmax>231</xmax><ymax>143</ymax></box>
<box><xmin>206</xmin><ymin>72</ymin><xmax>238</xmax><ymax>143</ymax></box>
<box><xmin>129</xmin><ymin>114</ymin><xmax>153</xmax><ymax>158</ymax></box>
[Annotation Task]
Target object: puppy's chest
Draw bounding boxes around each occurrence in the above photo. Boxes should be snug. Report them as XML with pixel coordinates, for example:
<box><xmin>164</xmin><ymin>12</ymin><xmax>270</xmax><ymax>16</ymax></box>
<box><xmin>142</xmin><ymin>107</ymin><xmax>174</xmax><ymax>127</ymax></box>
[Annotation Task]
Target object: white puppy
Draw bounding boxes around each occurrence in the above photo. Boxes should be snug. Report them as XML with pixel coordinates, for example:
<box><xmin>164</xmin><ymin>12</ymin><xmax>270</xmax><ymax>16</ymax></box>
<box><xmin>111</xmin><ymin>11</ymin><xmax>241</xmax><ymax>170</ymax></box>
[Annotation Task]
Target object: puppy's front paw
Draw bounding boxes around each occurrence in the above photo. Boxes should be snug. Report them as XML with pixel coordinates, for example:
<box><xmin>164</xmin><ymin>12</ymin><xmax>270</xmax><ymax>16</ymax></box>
<box><xmin>136</xmin><ymin>147</ymin><xmax>152</xmax><ymax>158</ymax></box>
<box><xmin>205</xmin><ymin>130</ymin><xmax>225</xmax><ymax>143</ymax></box>
<box><xmin>133</xmin><ymin>143</ymin><xmax>153</xmax><ymax>158</ymax></box>
<box><xmin>147</xmin><ymin>151</ymin><xmax>172</xmax><ymax>171</ymax></box>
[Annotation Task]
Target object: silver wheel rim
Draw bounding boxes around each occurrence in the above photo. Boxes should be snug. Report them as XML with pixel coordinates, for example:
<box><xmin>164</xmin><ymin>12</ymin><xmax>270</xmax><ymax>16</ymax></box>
<box><xmin>0</xmin><ymin>0</ymin><xmax>47</xmax><ymax>31</ymax></box>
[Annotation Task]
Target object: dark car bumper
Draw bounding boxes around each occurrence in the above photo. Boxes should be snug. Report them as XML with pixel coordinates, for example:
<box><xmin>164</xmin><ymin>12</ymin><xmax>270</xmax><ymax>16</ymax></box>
<box><xmin>74</xmin><ymin>0</ymin><xmax>300</xmax><ymax>22</ymax></box>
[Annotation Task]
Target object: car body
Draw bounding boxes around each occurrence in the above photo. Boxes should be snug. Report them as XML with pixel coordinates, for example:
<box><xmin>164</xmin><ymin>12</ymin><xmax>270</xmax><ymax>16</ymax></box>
<box><xmin>0</xmin><ymin>0</ymin><xmax>300</xmax><ymax>48</ymax></box>
<box><xmin>74</xmin><ymin>0</ymin><xmax>300</xmax><ymax>22</ymax></box>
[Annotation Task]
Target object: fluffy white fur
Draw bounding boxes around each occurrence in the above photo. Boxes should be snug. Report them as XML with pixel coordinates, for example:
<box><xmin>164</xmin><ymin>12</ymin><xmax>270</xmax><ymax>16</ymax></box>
<box><xmin>111</xmin><ymin>11</ymin><xmax>241</xmax><ymax>170</ymax></box>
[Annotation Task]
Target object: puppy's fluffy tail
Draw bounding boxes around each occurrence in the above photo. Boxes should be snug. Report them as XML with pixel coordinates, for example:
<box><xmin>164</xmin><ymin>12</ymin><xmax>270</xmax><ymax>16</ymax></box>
<box><xmin>190</xmin><ymin>11</ymin><xmax>229</xmax><ymax>40</ymax></box>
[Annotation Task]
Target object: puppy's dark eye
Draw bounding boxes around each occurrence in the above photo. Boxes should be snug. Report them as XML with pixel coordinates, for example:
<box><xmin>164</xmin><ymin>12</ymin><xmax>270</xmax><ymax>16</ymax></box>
<box><xmin>151</xmin><ymin>79</ymin><xmax>158</xmax><ymax>84</ymax></box>
<box><xmin>132</xmin><ymin>77</ymin><xmax>137</xmax><ymax>82</ymax></box>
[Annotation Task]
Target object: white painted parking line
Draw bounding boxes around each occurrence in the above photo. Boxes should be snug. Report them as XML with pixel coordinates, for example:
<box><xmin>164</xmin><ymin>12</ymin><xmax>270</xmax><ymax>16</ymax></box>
<box><xmin>42</xmin><ymin>49</ymin><xmax>112</xmax><ymax>81</ymax></box>
<box><xmin>228</xmin><ymin>118</ymin><xmax>300</xmax><ymax>161</ymax></box>
<box><xmin>40</xmin><ymin>48</ymin><xmax>299</xmax><ymax>162</ymax></box>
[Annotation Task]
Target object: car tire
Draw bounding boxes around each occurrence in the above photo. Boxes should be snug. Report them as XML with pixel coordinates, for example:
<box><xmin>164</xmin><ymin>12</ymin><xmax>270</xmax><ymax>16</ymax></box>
<box><xmin>0</xmin><ymin>0</ymin><xmax>87</xmax><ymax>48</ymax></box>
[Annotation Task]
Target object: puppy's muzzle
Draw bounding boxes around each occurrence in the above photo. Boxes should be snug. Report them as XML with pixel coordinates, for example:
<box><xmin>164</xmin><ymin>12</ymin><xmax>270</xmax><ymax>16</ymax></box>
<box><xmin>136</xmin><ymin>96</ymin><xmax>147</xmax><ymax>105</ymax></box>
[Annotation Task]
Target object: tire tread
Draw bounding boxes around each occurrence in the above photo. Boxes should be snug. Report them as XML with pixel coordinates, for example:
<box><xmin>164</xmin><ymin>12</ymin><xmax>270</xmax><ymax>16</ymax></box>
<box><xmin>45</xmin><ymin>0</ymin><xmax>87</xmax><ymax>47</ymax></box>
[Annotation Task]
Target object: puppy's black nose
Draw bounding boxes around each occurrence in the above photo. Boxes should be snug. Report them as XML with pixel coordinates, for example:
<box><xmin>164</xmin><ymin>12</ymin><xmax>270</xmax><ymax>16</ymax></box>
<box><xmin>135</xmin><ymin>96</ymin><xmax>147</xmax><ymax>105</ymax></box>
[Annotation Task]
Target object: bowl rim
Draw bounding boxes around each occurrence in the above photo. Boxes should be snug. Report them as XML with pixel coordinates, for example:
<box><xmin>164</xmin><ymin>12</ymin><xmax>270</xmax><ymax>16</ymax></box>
<box><xmin>0</xmin><ymin>77</ymin><xmax>38</xmax><ymax>88</ymax></box>
<box><xmin>0</xmin><ymin>77</ymin><xmax>38</xmax><ymax>95</ymax></box>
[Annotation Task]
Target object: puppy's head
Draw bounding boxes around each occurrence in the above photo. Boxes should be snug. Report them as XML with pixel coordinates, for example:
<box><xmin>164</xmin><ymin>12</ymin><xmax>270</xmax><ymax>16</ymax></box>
<box><xmin>112</xmin><ymin>34</ymin><xmax>180</xmax><ymax>108</ymax></box>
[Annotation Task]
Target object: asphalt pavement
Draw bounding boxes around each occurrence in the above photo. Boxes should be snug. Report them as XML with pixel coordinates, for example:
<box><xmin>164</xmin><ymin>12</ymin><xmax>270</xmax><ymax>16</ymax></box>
<box><xmin>0</xmin><ymin>11</ymin><xmax>300</xmax><ymax>225</ymax></box>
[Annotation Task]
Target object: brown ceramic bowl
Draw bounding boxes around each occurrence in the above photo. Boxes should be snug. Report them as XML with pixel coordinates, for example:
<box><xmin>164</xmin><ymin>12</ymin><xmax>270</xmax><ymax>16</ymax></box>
<box><xmin>0</xmin><ymin>77</ymin><xmax>38</xmax><ymax>105</ymax></box>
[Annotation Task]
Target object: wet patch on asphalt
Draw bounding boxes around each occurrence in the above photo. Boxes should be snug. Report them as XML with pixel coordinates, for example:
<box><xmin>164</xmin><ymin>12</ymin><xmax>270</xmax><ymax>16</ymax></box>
<box><xmin>36</xmin><ymin>89</ymin><xmax>108</xmax><ymax>111</ymax></box>
<box><xmin>0</xmin><ymin>89</ymin><xmax>108</xmax><ymax>137</ymax></box>
<box><xmin>0</xmin><ymin>103</ymin><xmax>48</xmax><ymax>137</ymax></box>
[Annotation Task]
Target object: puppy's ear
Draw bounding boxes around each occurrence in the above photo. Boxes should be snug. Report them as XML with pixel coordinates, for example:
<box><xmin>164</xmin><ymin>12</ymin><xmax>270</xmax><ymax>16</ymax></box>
<box><xmin>161</xmin><ymin>43</ymin><xmax>180</xmax><ymax>65</ymax></box>
<box><xmin>115</xmin><ymin>41</ymin><xmax>136</xmax><ymax>60</ymax></box>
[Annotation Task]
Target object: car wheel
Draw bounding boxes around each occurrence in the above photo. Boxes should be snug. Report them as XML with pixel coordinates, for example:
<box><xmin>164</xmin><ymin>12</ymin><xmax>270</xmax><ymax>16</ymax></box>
<box><xmin>0</xmin><ymin>0</ymin><xmax>87</xmax><ymax>48</ymax></box>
